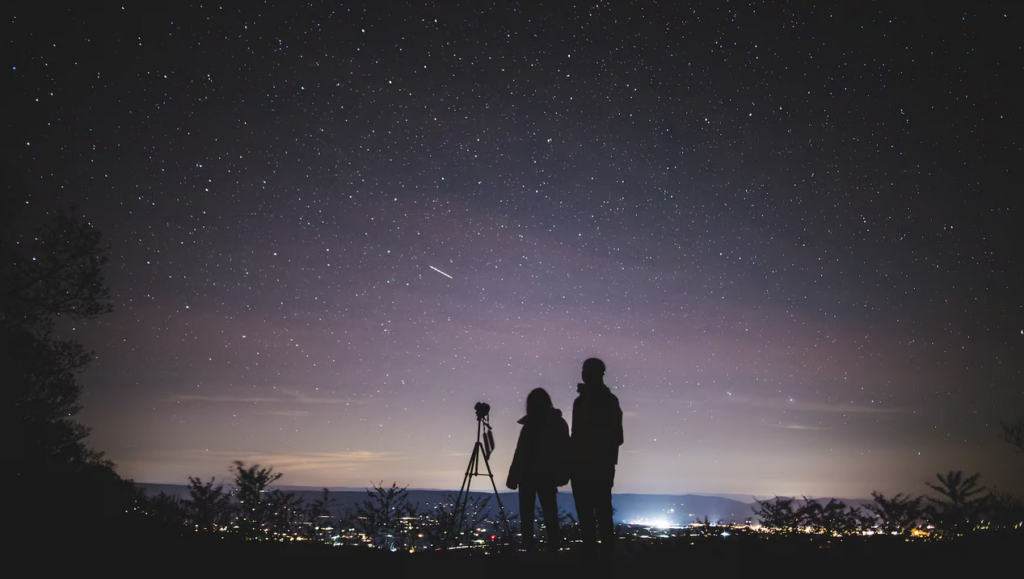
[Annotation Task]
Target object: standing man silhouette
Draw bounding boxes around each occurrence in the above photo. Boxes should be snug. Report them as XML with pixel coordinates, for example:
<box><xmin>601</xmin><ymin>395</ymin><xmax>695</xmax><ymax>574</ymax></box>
<box><xmin>570</xmin><ymin>357</ymin><xmax>624</xmax><ymax>557</ymax></box>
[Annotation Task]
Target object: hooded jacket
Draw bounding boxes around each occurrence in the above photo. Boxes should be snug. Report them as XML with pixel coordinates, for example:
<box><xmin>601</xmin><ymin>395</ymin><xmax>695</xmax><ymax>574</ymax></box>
<box><xmin>570</xmin><ymin>382</ymin><xmax>624</xmax><ymax>483</ymax></box>
<box><xmin>506</xmin><ymin>407</ymin><xmax>571</xmax><ymax>489</ymax></box>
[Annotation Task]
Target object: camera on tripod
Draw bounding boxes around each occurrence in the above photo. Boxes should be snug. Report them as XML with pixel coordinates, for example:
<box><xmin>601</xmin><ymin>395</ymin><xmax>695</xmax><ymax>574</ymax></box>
<box><xmin>445</xmin><ymin>401</ymin><xmax>511</xmax><ymax>547</ymax></box>
<box><xmin>474</xmin><ymin>402</ymin><xmax>490</xmax><ymax>421</ymax></box>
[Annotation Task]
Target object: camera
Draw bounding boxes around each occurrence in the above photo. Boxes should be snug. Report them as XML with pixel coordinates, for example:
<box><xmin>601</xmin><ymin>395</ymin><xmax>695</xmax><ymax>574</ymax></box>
<box><xmin>474</xmin><ymin>402</ymin><xmax>490</xmax><ymax>421</ymax></box>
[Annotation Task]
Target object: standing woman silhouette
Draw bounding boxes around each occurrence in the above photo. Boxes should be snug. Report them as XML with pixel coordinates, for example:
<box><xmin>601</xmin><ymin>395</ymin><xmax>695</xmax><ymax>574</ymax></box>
<box><xmin>506</xmin><ymin>388</ymin><xmax>571</xmax><ymax>552</ymax></box>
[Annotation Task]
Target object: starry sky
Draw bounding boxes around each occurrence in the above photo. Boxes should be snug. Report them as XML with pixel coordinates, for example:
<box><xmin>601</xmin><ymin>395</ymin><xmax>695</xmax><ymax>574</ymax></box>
<box><xmin>5</xmin><ymin>2</ymin><xmax>1023</xmax><ymax>498</ymax></box>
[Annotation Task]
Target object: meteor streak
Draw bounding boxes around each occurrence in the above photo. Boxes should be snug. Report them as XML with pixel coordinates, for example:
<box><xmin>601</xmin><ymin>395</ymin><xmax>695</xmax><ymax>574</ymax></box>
<box><xmin>429</xmin><ymin>266</ymin><xmax>453</xmax><ymax>279</ymax></box>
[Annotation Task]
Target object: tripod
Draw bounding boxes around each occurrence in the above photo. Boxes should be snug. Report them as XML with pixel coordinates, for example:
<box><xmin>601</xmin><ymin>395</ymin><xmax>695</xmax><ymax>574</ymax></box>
<box><xmin>446</xmin><ymin>411</ymin><xmax>512</xmax><ymax>547</ymax></box>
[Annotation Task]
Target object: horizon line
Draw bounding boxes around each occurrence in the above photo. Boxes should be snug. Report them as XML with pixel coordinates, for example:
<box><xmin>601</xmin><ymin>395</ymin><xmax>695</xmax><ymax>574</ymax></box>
<box><xmin>135</xmin><ymin>482</ymin><xmax>868</xmax><ymax>501</ymax></box>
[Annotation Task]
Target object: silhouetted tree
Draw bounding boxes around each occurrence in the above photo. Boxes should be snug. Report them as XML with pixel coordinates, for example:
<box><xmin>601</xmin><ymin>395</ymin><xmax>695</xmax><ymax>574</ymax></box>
<box><xmin>331</xmin><ymin>505</ymin><xmax>359</xmax><ymax>546</ymax></box>
<box><xmin>533</xmin><ymin>504</ymin><xmax>578</xmax><ymax>545</ymax></box>
<box><xmin>230</xmin><ymin>461</ymin><xmax>284</xmax><ymax>538</ymax></box>
<box><xmin>752</xmin><ymin>496</ymin><xmax>799</xmax><ymax>531</ymax></box>
<box><xmin>983</xmin><ymin>490</ymin><xmax>1024</xmax><ymax>531</ymax></box>
<box><xmin>144</xmin><ymin>491</ymin><xmax>186</xmax><ymax>529</ymax></box>
<box><xmin>355</xmin><ymin>482</ymin><xmax>418</xmax><ymax>550</ymax></box>
<box><xmin>1003</xmin><ymin>418</ymin><xmax>1024</xmax><ymax>454</ymax></box>
<box><xmin>432</xmin><ymin>492</ymin><xmax>491</xmax><ymax>549</ymax></box>
<box><xmin>559</xmin><ymin>509</ymin><xmax>580</xmax><ymax>544</ymax></box>
<box><xmin>0</xmin><ymin>210</ymin><xmax>112</xmax><ymax>331</ymax></box>
<box><xmin>693</xmin><ymin>515</ymin><xmax>715</xmax><ymax>537</ymax></box>
<box><xmin>2</xmin><ymin>211</ymin><xmax>113</xmax><ymax>467</ymax></box>
<box><xmin>265</xmin><ymin>489</ymin><xmax>306</xmax><ymax>539</ymax></box>
<box><xmin>302</xmin><ymin>488</ymin><xmax>336</xmax><ymax>543</ymax></box>
<box><xmin>796</xmin><ymin>498</ymin><xmax>822</xmax><ymax>531</ymax></box>
<box><xmin>864</xmin><ymin>492</ymin><xmax>923</xmax><ymax>535</ymax></box>
<box><xmin>1</xmin><ymin>210</ymin><xmax>134</xmax><ymax>530</ymax></box>
<box><xmin>503</xmin><ymin>512</ymin><xmax>522</xmax><ymax>547</ymax></box>
<box><xmin>797</xmin><ymin>497</ymin><xmax>865</xmax><ymax>535</ymax></box>
<box><xmin>925</xmin><ymin>470</ymin><xmax>987</xmax><ymax>535</ymax></box>
<box><xmin>183</xmin><ymin>477</ymin><xmax>234</xmax><ymax>533</ymax></box>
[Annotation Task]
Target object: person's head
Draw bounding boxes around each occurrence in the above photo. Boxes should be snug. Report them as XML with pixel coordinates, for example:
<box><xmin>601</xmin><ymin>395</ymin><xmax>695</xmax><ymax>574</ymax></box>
<box><xmin>581</xmin><ymin>357</ymin><xmax>606</xmax><ymax>385</ymax></box>
<box><xmin>526</xmin><ymin>388</ymin><xmax>553</xmax><ymax>417</ymax></box>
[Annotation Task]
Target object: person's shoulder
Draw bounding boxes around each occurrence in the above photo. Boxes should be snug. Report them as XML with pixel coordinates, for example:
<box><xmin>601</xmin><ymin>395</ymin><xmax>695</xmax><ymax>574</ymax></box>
<box><xmin>607</xmin><ymin>390</ymin><xmax>622</xmax><ymax>408</ymax></box>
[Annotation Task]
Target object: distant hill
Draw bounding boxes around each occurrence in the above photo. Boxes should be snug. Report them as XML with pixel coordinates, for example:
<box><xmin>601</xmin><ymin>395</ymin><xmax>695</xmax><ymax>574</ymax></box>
<box><xmin>692</xmin><ymin>492</ymin><xmax>773</xmax><ymax>502</ymax></box>
<box><xmin>756</xmin><ymin>496</ymin><xmax>876</xmax><ymax>511</ymax></box>
<box><xmin>138</xmin><ymin>483</ymin><xmax>879</xmax><ymax>524</ymax></box>
<box><xmin>138</xmin><ymin>484</ymin><xmax>766</xmax><ymax>523</ymax></box>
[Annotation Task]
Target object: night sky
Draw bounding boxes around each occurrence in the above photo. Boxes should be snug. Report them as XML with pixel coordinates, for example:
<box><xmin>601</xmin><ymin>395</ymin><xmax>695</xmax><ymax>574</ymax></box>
<box><xmin>5</xmin><ymin>2</ymin><xmax>1023</xmax><ymax>498</ymax></box>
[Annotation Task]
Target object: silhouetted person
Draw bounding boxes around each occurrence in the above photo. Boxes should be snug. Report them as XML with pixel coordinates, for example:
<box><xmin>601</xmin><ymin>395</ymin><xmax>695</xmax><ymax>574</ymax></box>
<box><xmin>571</xmin><ymin>358</ymin><xmax>624</xmax><ymax>557</ymax></box>
<box><xmin>506</xmin><ymin>388</ymin><xmax>571</xmax><ymax>552</ymax></box>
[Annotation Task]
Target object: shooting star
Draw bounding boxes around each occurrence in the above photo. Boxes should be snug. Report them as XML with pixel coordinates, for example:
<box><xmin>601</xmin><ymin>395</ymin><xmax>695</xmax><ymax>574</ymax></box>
<box><xmin>429</xmin><ymin>265</ymin><xmax>453</xmax><ymax>279</ymax></box>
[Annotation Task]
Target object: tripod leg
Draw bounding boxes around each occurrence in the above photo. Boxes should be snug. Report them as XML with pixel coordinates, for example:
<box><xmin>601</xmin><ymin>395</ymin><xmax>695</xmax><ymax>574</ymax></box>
<box><xmin>447</xmin><ymin>442</ymin><xmax>480</xmax><ymax>547</ymax></box>
<box><xmin>480</xmin><ymin>448</ymin><xmax>513</xmax><ymax>542</ymax></box>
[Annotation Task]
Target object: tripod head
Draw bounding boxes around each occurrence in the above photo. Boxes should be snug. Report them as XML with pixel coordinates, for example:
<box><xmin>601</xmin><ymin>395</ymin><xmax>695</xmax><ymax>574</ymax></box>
<box><xmin>472</xmin><ymin>402</ymin><xmax>496</xmax><ymax>459</ymax></box>
<box><xmin>474</xmin><ymin>402</ymin><xmax>490</xmax><ymax>421</ymax></box>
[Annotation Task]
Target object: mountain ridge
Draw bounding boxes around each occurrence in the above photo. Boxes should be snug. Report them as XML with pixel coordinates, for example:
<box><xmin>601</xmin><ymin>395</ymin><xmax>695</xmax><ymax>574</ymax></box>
<box><xmin>138</xmin><ymin>484</ymin><xmax>875</xmax><ymax>524</ymax></box>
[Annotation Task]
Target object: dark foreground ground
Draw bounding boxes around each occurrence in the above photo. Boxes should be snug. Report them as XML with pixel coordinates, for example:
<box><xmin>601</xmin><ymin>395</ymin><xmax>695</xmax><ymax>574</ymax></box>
<box><xmin>46</xmin><ymin>524</ymin><xmax>1022</xmax><ymax>578</ymax></box>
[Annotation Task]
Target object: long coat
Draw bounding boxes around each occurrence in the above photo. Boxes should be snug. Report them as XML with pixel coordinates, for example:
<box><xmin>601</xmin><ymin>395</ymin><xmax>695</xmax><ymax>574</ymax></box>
<box><xmin>570</xmin><ymin>382</ymin><xmax>624</xmax><ymax>483</ymax></box>
<box><xmin>506</xmin><ymin>408</ymin><xmax>571</xmax><ymax>489</ymax></box>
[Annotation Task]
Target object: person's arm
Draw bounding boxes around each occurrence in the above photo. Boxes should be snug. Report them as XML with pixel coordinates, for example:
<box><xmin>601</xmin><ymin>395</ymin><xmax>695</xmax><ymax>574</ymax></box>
<box><xmin>506</xmin><ymin>427</ymin><xmax>527</xmax><ymax>490</ymax></box>
<box><xmin>613</xmin><ymin>398</ymin><xmax>624</xmax><ymax>447</ymax></box>
<box><xmin>571</xmin><ymin>397</ymin><xmax>580</xmax><ymax>442</ymax></box>
<box><xmin>569</xmin><ymin>397</ymin><xmax>581</xmax><ymax>477</ymax></box>
<box><xmin>556</xmin><ymin>417</ymin><xmax>571</xmax><ymax>486</ymax></box>
<box><xmin>558</xmin><ymin>417</ymin><xmax>571</xmax><ymax>459</ymax></box>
